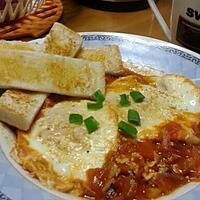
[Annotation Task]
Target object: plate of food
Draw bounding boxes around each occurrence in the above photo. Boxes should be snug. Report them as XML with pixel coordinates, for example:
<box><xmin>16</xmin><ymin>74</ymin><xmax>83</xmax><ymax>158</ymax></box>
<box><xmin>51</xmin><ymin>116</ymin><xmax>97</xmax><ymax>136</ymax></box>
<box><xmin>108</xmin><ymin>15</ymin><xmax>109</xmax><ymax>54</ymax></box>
<box><xmin>0</xmin><ymin>23</ymin><xmax>199</xmax><ymax>200</ymax></box>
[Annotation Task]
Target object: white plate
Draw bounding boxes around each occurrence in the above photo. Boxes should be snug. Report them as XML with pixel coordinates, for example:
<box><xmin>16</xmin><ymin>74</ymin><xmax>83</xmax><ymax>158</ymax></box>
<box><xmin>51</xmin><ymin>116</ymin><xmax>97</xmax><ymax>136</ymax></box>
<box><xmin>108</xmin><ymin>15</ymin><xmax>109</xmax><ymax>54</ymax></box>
<box><xmin>0</xmin><ymin>32</ymin><xmax>199</xmax><ymax>200</ymax></box>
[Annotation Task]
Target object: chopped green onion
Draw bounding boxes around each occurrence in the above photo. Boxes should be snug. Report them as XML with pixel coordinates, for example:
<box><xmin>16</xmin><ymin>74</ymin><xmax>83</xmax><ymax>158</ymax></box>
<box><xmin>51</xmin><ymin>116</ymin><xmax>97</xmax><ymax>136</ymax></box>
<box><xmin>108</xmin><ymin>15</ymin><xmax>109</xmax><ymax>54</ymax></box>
<box><xmin>69</xmin><ymin>114</ymin><xmax>83</xmax><ymax>124</ymax></box>
<box><xmin>118</xmin><ymin>121</ymin><xmax>137</xmax><ymax>138</ymax></box>
<box><xmin>87</xmin><ymin>102</ymin><xmax>103</xmax><ymax>110</ymax></box>
<box><xmin>84</xmin><ymin>116</ymin><xmax>99</xmax><ymax>133</ymax></box>
<box><xmin>128</xmin><ymin>109</ymin><xmax>141</xmax><ymax>125</ymax></box>
<box><xmin>119</xmin><ymin>94</ymin><xmax>130</xmax><ymax>107</ymax></box>
<box><xmin>130</xmin><ymin>91</ymin><xmax>145</xmax><ymax>103</ymax></box>
<box><xmin>92</xmin><ymin>90</ymin><xmax>105</xmax><ymax>103</ymax></box>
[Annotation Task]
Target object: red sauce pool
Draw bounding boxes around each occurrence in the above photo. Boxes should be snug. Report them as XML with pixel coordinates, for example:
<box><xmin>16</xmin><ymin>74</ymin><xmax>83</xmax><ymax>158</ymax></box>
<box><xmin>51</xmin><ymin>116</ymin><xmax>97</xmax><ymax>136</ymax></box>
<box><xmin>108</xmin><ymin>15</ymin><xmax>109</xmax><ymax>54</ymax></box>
<box><xmin>85</xmin><ymin>134</ymin><xmax>200</xmax><ymax>199</ymax></box>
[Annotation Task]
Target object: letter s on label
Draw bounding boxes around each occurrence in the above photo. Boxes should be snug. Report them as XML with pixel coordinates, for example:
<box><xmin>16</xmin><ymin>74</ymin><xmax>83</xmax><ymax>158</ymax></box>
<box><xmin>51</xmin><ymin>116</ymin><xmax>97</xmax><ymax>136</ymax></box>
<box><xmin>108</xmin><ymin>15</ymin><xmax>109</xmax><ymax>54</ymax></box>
<box><xmin>186</xmin><ymin>8</ymin><xmax>194</xmax><ymax>18</ymax></box>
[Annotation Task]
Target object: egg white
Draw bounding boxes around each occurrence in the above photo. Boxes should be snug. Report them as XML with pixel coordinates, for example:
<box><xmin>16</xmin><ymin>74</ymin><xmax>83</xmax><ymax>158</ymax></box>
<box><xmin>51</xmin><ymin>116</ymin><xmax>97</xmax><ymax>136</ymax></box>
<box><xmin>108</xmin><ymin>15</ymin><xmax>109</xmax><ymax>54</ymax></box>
<box><xmin>106</xmin><ymin>75</ymin><xmax>200</xmax><ymax>140</ymax></box>
<box><xmin>26</xmin><ymin>100</ymin><xmax>118</xmax><ymax>181</ymax></box>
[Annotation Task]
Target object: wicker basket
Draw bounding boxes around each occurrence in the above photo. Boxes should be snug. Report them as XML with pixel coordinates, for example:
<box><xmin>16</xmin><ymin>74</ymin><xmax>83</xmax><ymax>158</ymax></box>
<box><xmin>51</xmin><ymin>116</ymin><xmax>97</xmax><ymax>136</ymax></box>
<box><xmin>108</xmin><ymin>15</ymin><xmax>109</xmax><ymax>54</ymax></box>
<box><xmin>0</xmin><ymin>0</ymin><xmax>44</xmax><ymax>23</ymax></box>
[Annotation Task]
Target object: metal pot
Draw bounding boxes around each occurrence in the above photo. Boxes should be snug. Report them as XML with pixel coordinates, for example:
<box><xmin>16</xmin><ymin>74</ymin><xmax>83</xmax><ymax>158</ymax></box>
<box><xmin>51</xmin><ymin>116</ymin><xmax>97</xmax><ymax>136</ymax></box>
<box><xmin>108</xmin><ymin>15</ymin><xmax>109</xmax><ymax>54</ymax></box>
<box><xmin>77</xmin><ymin>0</ymin><xmax>155</xmax><ymax>12</ymax></box>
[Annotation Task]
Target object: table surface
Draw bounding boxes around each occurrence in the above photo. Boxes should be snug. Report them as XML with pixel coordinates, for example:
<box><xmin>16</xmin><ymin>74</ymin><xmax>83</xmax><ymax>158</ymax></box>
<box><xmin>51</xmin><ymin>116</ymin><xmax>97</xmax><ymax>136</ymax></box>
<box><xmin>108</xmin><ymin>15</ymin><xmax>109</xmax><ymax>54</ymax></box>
<box><xmin>59</xmin><ymin>0</ymin><xmax>172</xmax><ymax>41</ymax></box>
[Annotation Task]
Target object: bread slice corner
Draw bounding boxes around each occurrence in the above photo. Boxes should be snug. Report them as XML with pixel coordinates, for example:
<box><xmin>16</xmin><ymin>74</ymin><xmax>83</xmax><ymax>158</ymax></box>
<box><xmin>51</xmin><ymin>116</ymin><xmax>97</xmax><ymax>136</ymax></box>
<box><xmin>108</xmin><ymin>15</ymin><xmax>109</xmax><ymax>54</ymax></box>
<box><xmin>43</xmin><ymin>22</ymin><xmax>83</xmax><ymax>57</ymax></box>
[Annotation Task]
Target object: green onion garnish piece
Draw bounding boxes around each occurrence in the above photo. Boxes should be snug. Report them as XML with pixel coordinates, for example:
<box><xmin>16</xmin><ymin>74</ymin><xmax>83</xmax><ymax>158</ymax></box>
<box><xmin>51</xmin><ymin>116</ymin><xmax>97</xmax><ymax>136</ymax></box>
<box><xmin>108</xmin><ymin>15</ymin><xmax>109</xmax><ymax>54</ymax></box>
<box><xmin>118</xmin><ymin>121</ymin><xmax>137</xmax><ymax>138</ymax></box>
<box><xmin>87</xmin><ymin>102</ymin><xmax>103</xmax><ymax>110</ymax></box>
<box><xmin>69</xmin><ymin>114</ymin><xmax>83</xmax><ymax>124</ymax></box>
<box><xmin>84</xmin><ymin>116</ymin><xmax>99</xmax><ymax>133</ymax></box>
<box><xmin>130</xmin><ymin>91</ymin><xmax>145</xmax><ymax>103</ymax></box>
<box><xmin>92</xmin><ymin>90</ymin><xmax>105</xmax><ymax>103</ymax></box>
<box><xmin>128</xmin><ymin>109</ymin><xmax>141</xmax><ymax>125</ymax></box>
<box><xmin>119</xmin><ymin>94</ymin><xmax>130</xmax><ymax>107</ymax></box>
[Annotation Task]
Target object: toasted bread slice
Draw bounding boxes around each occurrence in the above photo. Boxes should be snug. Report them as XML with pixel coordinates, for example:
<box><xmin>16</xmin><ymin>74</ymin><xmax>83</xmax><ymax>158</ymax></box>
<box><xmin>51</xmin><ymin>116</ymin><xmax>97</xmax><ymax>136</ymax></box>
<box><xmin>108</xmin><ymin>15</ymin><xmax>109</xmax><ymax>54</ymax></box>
<box><xmin>43</xmin><ymin>22</ymin><xmax>83</xmax><ymax>57</ymax></box>
<box><xmin>0</xmin><ymin>90</ymin><xmax>47</xmax><ymax>130</ymax></box>
<box><xmin>76</xmin><ymin>45</ymin><xmax>123</xmax><ymax>74</ymax></box>
<box><xmin>0</xmin><ymin>23</ymin><xmax>84</xmax><ymax>130</ymax></box>
<box><xmin>0</xmin><ymin>23</ymin><xmax>82</xmax><ymax>58</ymax></box>
<box><xmin>0</xmin><ymin>49</ymin><xmax>105</xmax><ymax>97</ymax></box>
<box><xmin>0</xmin><ymin>40</ymin><xmax>41</xmax><ymax>51</ymax></box>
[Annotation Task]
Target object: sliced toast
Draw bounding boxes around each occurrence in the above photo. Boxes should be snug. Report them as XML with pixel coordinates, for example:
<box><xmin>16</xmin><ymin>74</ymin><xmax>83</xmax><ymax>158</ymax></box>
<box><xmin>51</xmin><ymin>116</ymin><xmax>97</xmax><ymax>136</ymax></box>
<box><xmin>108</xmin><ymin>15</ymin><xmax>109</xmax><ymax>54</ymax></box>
<box><xmin>0</xmin><ymin>90</ymin><xmax>47</xmax><ymax>130</ymax></box>
<box><xmin>0</xmin><ymin>40</ymin><xmax>41</xmax><ymax>51</ymax></box>
<box><xmin>0</xmin><ymin>22</ymin><xmax>83</xmax><ymax>57</ymax></box>
<box><xmin>0</xmin><ymin>49</ymin><xmax>105</xmax><ymax>97</ymax></box>
<box><xmin>0</xmin><ymin>23</ymin><xmax>85</xmax><ymax>130</ymax></box>
<box><xmin>76</xmin><ymin>45</ymin><xmax>123</xmax><ymax>74</ymax></box>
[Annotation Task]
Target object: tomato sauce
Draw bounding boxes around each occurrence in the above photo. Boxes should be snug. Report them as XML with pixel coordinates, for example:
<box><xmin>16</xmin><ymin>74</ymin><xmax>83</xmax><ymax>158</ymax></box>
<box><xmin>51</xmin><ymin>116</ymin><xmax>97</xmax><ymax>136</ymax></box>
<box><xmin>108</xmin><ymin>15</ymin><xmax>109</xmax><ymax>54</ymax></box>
<box><xmin>84</xmin><ymin>122</ymin><xmax>200</xmax><ymax>200</ymax></box>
